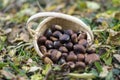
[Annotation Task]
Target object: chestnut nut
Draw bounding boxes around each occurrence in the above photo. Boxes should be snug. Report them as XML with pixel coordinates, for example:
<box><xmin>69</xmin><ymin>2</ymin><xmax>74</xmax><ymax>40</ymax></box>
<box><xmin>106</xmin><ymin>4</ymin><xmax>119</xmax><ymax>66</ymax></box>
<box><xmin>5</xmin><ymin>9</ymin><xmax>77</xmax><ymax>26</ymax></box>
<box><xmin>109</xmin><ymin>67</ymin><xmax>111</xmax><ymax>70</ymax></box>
<box><xmin>37</xmin><ymin>24</ymin><xmax>100</xmax><ymax>72</ymax></box>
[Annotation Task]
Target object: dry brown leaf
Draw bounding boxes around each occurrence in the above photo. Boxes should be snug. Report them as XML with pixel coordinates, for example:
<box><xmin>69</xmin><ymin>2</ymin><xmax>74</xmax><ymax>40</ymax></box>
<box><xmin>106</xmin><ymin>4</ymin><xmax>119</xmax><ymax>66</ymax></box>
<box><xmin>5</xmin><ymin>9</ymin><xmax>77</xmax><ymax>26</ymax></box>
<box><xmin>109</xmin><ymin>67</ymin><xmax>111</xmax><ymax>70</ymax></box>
<box><xmin>107</xmin><ymin>30</ymin><xmax>120</xmax><ymax>46</ymax></box>
<box><xmin>114</xmin><ymin>11</ymin><xmax>120</xmax><ymax>20</ymax></box>
<box><xmin>0</xmin><ymin>70</ymin><xmax>16</xmax><ymax>79</ymax></box>
<box><xmin>67</xmin><ymin>4</ymin><xmax>77</xmax><ymax>15</ymax></box>
<box><xmin>7</xmin><ymin>26</ymin><xmax>20</xmax><ymax>43</ymax></box>
<box><xmin>16</xmin><ymin>76</ymin><xmax>26</xmax><ymax>80</ymax></box>
<box><xmin>20</xmin><ymin>32</ymin><xmax>29</xmax><ymax>42</ymax></box>
<box><xmin>113</xmin><ymin>54</ymin><xmax>120</xmax><ymax>63</ymax></box>
<box><xmin>7</xmin><ymin>25</ymin><xmax>29</xmax><ymax>43</ymax></box>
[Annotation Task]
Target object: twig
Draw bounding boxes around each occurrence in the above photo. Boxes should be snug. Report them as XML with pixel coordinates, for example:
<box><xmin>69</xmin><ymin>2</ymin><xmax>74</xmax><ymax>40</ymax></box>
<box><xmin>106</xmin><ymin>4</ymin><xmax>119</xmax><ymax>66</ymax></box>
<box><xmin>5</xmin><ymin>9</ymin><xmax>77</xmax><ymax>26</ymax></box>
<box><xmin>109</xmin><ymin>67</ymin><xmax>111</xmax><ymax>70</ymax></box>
<box><xmin>36</xmin><ymin>0</ymin><xmax>45</xmax><ymax>12</ymax></box>
<box><xmin>43</xmin><ymin>67</ymin><xmax>52</xmax><ymax>80</ymax></box>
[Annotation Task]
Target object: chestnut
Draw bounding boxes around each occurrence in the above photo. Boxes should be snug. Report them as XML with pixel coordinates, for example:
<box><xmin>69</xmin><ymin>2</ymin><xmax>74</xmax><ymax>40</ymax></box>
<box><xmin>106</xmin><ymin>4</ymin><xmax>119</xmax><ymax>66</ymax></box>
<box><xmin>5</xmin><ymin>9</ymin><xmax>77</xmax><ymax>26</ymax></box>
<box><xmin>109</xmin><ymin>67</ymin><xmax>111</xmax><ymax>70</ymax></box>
<box><xmin>75</xmin><ymin>61</ymin><xmax>86</xmax><ymax>68</ymax></box>
<box><xmin>50</xmin><ymin>50</ymin><xmax>62</xmax><ymax>62</ymax></box>
<box><xmin>78</xmin><ymin>39</ymin><xmax>88</xmax><ymax>47</ymax></box>
<box><xmin>78</xmin><ymin>32</ymin><xmax>87</xmax><ymax>40</ymax></box>
<box><xmin>37</xmin><ymin>36</ymin><xmax>47</xmax><ymax>45</ymax></box>
<box><xmin>53</xmin><ymin>31</ymin><xmax>62</xmax><ymax>38</ymax></box>
<box><xmin>85</xmin><ymin>53</ymin><xmax>100</xmax><ymax>64</ymax></box>
<box><xmin>43</xmin><ymin>57</ymin><xmax>53</xmax><ymax>64</ymax></box>
<box><xmin>71</xmin><ymin>33</ymin><xmax>78</xmax><ymax>44</ymax></box>
<box><xmin>60</xmin><ymin>34</ymin><xmax>70</xmax><ymax>43</ymax></box>
<box><xmin>59</xmin><ymin>46</ymin><xmax>68</xmax><ymax>53</ymax></box>
<box><xmin>44</xmin><ymin>28</ymin><xmax>52</xmax><ymax>38</ymax></box>
<box><xmin>67</xmin><ymin>51</ymin><xmax>77</xmax><ymax>61</ymax></box>
<box><xmin>64</xmin><ymin>29</ymin><xmax>74</xmax><ymax>35</ymax></box>
<box><xmin>40</xmin><ymin>45</ymin><xmax>47</xmax><ymax>54</ymax></box>
<box><xmin>53</xmin><ymin>41</ymin><xmax>62</xmax><ymax>49</ymax></box>
<box><xmin>44</xmin><ymin>49</ymin><xmax>53</xmax><ymax>57</ymax></box>
<box><xmin>77</xmin><ymin>54</ymin><xmax>85</xmax><ymax>61</ymax></box>
<box><xmin>67</xmin><ymin>61</ymin><xmax>75</xmax><ymax>69</ymax></box>
<box><xmin>59</xmin><ymin>57</ymin><xmax>66</xmax><ymax>65</ymax></box>
<box><xmin>51</xmin><ymin>25</ymin><xmax>62</xmax><ymax>31</ymax></box>
<box><xmin>50</xmin><ymin>36</ymin><xmax>58</xmax><ymax>41</ymax></box>
<box><xmin>45</xmin><ymin>40</ymin><xmax>54</xmax><ymax>49</ymax></box>
<box><xmin>74</xmin><ymin>44</ymin><xmax>86</xmax><ymax>53</ymax></box>
<box><xmin>86</xmin><ymin>48</ymin><xmax>96</xmax><ymax>54</ymax></box>
<box><xmin>62</xmin><ymin>53</ymin><xmax>68</xmax><ymax>59</ymax></box>
<box><xmin>65</xmin><ymin>42</ymin><xmax>73</xmax><ymax>50</ymax></box>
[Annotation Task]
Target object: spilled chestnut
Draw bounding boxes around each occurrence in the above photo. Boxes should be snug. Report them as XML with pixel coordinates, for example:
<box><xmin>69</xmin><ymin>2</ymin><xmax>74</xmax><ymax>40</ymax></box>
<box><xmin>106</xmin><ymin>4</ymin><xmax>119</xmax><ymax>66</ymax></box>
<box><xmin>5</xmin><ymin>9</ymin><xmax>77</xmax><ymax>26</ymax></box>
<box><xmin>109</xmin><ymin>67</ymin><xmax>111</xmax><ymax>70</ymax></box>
<box><xmin>37</xmin><ymin>24</ymin><xmax>100</xmax><ymax>71</ymax></box>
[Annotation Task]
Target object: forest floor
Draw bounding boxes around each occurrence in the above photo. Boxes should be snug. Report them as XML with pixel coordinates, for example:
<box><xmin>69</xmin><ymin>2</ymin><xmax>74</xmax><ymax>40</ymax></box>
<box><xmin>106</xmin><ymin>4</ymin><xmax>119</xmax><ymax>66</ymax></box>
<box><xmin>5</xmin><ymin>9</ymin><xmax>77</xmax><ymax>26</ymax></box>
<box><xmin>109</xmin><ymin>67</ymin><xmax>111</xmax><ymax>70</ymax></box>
<box><xmin>0</xmin><ymin>0</ymin><xmax>120</xmax><ymax>80</ymax></box>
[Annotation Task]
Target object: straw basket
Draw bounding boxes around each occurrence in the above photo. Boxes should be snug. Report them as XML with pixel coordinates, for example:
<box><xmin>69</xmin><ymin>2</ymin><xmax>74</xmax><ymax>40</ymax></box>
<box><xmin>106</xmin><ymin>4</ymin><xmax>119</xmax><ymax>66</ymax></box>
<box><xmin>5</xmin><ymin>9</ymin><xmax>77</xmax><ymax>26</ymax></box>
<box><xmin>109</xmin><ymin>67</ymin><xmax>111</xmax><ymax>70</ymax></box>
<box><xmin>27</xmin><ymin>12</ymin><xmax>94</xmax><ymax>64</ymax></box>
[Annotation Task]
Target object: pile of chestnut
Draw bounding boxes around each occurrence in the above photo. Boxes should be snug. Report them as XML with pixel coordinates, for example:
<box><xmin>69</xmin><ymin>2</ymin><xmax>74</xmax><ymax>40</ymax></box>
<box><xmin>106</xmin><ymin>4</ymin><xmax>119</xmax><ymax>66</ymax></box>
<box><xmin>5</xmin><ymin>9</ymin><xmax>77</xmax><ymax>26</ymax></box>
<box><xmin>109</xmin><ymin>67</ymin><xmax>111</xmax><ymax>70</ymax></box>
<box><xmin>37</xmin><ymin>25</ymin><xmax>99</xmax><ymax>70</ymax></box>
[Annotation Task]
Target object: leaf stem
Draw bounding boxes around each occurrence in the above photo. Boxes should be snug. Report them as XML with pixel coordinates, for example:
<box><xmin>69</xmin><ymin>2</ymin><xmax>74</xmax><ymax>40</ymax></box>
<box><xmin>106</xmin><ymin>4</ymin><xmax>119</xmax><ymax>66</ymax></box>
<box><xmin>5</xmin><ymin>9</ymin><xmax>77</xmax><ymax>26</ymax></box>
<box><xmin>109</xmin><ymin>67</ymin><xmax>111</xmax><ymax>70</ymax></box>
<box><xmin>67</xmin><ymin>73</ymin><xmax>95</xmax><ymax>79</ymax></box>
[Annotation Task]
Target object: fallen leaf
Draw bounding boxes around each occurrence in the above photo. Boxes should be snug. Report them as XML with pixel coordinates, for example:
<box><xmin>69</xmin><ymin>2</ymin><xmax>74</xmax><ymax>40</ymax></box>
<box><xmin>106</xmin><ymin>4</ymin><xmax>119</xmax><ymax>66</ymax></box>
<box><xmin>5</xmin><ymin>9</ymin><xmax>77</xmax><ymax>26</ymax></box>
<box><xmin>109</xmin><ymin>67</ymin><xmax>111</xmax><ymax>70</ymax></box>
<box><xmin>31</xmin><ymin>73</ymin><xmax>43</xmax><ymax>80</ymax></box>
<box><xmin>4</xmin><ymin>28</ymin><xmax>12</xmax><ymax>34</ymax></box>
<box><xmin>113</xmin><ymin>69</ymin><xmax>120</xmax><ymax>75</ymax></box>
<box><xmin>0</xmin><ymin>62</ymin><xmax>7</xmax><ymax>68</ymax></box>
<box><xmin>7</xmin><ymin>26</ymin><xmax>20</xmax><ymax>43</ymax></box>
<box><xmin>86</xmin><ymin>1</ymin><xmax>100</xmax><ymax>10</ymax></box>
<box><xmin>8</xmin><ymin>25</ymin><xmax>29</xmax><ymax>43</ymax></box>
<box><xmin>22</xmin><ymin>66</ymin><xmax>30</xmax><ymax>71</ymax></box>
<box><xmin>8</xmin><ymin>49</ymin><xmax>16</xmax><ymax>57</ymax></box>
<box><xmin>20</xmin><ymin>32</ymin><xmax>29</xmax><ymax>42</ymax></box>
<box><xmin>27</xmin><ymin>58</ymin><xmax>33</xmax><ymax>65</ymax></box>
<box><xmin>99</xmin><ymin>66</ymin><xmax>109</xmax><ymax>78</ymax></box>
<box><xmin>0</xmin><ymin>70</ymin><xmax>16</xmax><ymax>79</ymax></box>
<box><xmin>113</xmin><ymin>54</ymin><xmax>120</xmax><ymax>63</ymax></box>
<box><xmin>114</xmin><ymin>11</ymin><xmax>120</xmax><ymax>20</ymax></box>
<box><xmin>16</xmin><ymin>76</ymin><xmax>26</xmax><ymax>80</ymax></box>
<box><xmin>67</xmin><ymin>4</ymin><xmax>77</xmax><ymax>15</ymax></box>
<box><xmin>42</xmin><ymin>64</ymin><xmax>52</xmax><ymax>75</ymax></box>
<box><xmin>94</xmin><ymin>62</ymin><xmax>102</xmax><ymax>72</ymax></box>
<box><xmin>46</xmin><ymin>5</ymin><xmax>57</xmax><ymax>11</ymax></box>
<box><xmin>105</xmin><ymin>71</ymin><xmax>114</xmax><ymax>80</ymax></box>
<box><xmin>107</xmin><ymin>30</ymin><xmax>120</xmax><ymax>45</ymax></box>
<box><xmin>112</xmin><ymin>23</ymin><xmax>120</xmax><ymax>31</ymax></box>
<box><xmin>29</xmin><ymin>66</ymin><xmax>41</xmax><ymax>72</ymax></box>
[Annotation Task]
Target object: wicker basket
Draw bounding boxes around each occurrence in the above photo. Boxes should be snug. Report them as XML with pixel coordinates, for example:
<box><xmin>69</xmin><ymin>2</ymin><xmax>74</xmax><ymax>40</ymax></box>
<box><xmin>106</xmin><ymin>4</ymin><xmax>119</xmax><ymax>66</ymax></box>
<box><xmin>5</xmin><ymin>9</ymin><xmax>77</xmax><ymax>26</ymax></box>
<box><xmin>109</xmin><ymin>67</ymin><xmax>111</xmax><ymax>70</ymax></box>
<box><xmin>27</xmin><ymin>12</ymin><xmax>94</xmax><ymax>64</ymax></box>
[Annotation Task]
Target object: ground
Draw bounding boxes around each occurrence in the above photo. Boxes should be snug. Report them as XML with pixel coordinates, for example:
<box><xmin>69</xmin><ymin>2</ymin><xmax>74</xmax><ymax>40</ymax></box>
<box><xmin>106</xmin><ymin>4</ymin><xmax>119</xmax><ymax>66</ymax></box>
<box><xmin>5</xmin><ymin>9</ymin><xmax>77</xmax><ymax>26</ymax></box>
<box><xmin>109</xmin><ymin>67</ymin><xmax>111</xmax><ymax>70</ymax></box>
<box><xmin>0</xmin><ymin>0</ymin><xmax>120</xmax><ymax>80</ymax></box>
